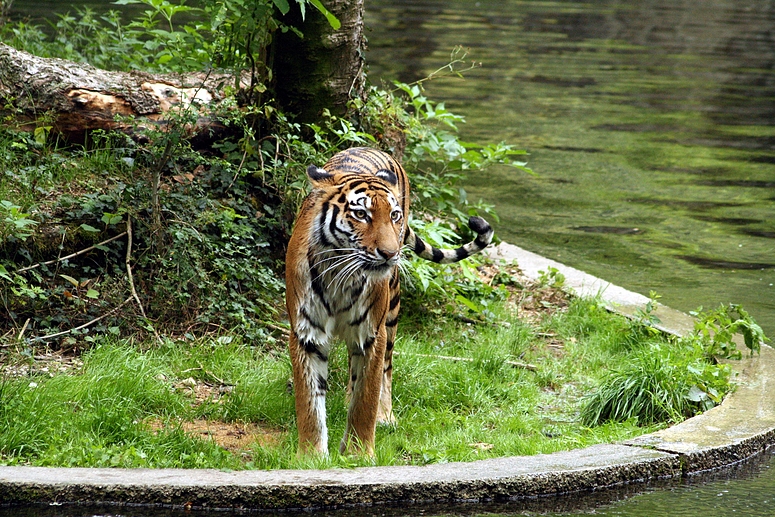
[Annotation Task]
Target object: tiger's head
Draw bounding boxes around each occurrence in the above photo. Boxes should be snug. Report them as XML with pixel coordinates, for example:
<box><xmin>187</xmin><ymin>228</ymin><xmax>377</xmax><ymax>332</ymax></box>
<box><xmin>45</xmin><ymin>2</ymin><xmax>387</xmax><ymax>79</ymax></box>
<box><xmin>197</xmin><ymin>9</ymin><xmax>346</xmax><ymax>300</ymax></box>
<box><xmin>306</xmin><ymin>163</ymin><xmax>406</xmax><ymax>277</ymax></box>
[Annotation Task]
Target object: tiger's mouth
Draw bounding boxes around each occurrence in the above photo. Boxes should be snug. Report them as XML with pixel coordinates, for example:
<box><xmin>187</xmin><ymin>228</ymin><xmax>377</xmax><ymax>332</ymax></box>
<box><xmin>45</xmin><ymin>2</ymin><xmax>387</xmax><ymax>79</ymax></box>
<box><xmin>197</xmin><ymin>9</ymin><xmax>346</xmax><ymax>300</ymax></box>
<box><xmin>362</xmin><ymin>255</ymin><xmax>400</xmax><ymax>273</ymax></box>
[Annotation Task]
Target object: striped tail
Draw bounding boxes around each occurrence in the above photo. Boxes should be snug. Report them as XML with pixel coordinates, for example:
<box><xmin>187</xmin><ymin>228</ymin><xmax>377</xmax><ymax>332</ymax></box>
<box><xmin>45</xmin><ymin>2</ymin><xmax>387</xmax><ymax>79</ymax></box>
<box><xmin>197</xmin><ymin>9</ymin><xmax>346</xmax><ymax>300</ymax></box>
<box><xmin>405</xmin><ymin>216</ymin><xmax>494</xmax><ymax>264</ymax></box>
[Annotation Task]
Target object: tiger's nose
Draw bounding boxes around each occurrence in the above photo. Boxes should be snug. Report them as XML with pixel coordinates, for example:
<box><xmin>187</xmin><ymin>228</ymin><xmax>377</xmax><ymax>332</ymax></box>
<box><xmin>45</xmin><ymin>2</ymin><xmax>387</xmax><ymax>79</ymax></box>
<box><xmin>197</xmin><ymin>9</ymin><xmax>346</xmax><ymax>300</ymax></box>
<box><xmin>377</xmin><ymin>248</ymin><xmax>400</xmax><ymax>261</ymax></box>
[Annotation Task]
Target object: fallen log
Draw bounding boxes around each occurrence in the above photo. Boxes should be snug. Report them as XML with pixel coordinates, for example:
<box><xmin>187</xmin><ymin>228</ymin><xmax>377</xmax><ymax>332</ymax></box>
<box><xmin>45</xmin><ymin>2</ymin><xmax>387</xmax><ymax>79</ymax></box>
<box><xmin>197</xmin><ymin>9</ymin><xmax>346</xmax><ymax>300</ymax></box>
<box><xmin>0</xmin><ymin>42</ymin><xmax>246</xmax><ymax>144</ymax></box>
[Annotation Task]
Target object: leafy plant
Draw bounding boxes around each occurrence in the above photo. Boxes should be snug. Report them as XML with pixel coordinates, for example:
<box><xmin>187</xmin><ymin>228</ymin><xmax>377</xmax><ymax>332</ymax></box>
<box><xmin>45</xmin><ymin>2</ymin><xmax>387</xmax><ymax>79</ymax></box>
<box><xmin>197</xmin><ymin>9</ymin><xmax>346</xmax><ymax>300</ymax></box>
<box><xmin>581</xmin><ymin>300</ymin><xmax>767</xmax><ymax>427</ymax></box>
<box><xmin>537</xmin><ymin>267</ymin><xmax>565</xmax><ymax>288</ymax></box>
<box><xmin>0</xmin><ymin>200</ymin><xmax>37</xmax><ymax>242</ymax></box>
<box><xmin>691</xmin><ymin>303</ymin><xmax>767</xmax><ymax>360</ymax></box>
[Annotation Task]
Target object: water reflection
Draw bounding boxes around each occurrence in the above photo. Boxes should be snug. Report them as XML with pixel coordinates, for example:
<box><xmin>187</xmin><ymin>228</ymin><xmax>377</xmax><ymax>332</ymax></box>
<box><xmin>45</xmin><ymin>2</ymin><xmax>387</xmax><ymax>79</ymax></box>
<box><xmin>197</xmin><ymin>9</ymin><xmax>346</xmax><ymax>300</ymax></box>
<box><xmin>365</xmin><ymin>0</ymin><xmax>775</xmax><ymax>335</ymax></box>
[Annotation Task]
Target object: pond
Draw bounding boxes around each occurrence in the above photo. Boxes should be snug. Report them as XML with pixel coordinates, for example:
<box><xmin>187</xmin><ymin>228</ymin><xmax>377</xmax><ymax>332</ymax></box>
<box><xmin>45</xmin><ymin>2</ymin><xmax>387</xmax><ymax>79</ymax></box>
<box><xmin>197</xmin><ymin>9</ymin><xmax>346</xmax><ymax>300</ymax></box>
<box><xmin>365</xmin><ymin>0</ymin><xmax>775</xmax><ymax>338</ymax></box>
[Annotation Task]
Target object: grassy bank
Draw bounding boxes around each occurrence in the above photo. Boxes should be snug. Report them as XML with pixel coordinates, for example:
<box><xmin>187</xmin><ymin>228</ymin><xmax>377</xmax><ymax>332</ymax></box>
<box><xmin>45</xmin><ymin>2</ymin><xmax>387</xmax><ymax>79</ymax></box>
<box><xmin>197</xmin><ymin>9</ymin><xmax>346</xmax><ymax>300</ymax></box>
<box><xmin>0</xmin><ymin>268</ymin><xmax>753</xmax><ymax>470</ymax></box>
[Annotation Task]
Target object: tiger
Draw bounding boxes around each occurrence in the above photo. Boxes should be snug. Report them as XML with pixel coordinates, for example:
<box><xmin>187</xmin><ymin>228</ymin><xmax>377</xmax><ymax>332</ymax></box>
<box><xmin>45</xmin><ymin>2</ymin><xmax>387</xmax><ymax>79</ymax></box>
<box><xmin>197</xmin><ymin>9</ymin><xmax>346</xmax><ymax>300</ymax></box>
<box><xmin>285</xmin><ymin>147</ymin><xmax>494</xmax><ymax>456</ymax></box>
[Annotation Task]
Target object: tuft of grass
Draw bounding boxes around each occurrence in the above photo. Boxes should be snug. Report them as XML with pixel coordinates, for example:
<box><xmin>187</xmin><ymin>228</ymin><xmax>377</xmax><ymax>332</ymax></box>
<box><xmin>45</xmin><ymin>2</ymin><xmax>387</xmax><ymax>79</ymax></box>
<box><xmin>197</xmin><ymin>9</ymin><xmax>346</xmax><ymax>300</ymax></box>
<box><xmin>580</xmin><ymin>346</ymin><xmax>690</xmax><ymax>426</ymax></box>
<box><xmin>579</xmin><ymin>342</ymin><xmax>736</xmax><ymax>427</ymax></box>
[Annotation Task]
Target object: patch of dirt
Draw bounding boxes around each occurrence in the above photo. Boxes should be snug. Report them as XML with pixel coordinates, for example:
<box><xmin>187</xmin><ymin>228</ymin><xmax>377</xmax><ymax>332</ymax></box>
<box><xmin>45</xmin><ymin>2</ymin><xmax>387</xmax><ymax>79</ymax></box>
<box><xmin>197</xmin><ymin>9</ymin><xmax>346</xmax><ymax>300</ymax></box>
<box><xmin>477</xmin><ymin>261</ymin><xmax>571</xmax><ymax>324</ymax></box>
<box><xmin>148</xmin><ymin>418</ymin><xmax>284</xmax><ymax>452</ymax></box>
<box><xmin>171</xmin><ymin>375</ymin><xmax>233</xmax><ymax>406</ymax></box>
<box><xmin>159</xmin><ymin>376</ymin><xmax>287</xmax><ymax>453</ymax></box>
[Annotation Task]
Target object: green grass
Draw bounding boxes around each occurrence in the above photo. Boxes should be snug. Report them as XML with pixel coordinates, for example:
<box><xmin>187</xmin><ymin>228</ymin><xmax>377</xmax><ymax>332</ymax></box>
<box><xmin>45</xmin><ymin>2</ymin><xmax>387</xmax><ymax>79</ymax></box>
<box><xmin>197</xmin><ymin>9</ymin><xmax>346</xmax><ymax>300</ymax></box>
<box><xmin>0</xmin><ymin>294</ymin><xmax>703</xmax><ymax>470</ymax></box>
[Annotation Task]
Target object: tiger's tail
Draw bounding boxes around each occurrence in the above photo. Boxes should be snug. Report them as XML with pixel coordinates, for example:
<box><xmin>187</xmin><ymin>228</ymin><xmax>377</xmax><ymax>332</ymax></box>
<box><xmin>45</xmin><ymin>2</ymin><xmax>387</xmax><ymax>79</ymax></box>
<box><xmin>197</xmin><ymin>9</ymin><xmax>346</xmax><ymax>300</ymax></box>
<box><xmin>405</xmin><ymin>216</ymin><xmax>494</xmax><ymax>264</ymax></box>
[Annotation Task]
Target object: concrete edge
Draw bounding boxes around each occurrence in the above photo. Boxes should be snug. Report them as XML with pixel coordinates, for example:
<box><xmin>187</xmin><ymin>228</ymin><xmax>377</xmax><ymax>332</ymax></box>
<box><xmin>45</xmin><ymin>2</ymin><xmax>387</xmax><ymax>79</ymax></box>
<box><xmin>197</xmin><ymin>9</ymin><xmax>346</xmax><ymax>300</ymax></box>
<box><xmin>0</xmin><ymin>241</ymin><xmax>773</xmax><ymax>512</ymax></box>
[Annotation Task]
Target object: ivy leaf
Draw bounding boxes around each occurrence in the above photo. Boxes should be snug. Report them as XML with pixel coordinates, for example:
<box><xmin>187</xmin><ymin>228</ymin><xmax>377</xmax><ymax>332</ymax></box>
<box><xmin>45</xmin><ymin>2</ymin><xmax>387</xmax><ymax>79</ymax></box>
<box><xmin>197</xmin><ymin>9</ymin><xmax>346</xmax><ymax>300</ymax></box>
<box><xmin>80</xmin><ymin>223</ymin><xmax>100</xmax><ymax>233</ymax></box>
<box><xmin>272</xmin><ymin>0</ymin><xmax>290</xmax><ymax>15</ymax></box>
<box><xmin>685</xmin><ymin>385</ymin><xmax>707</xmax><ymax>403</ymax></box>
<box><xmin>33</xmin><ymin>126</ymin><xmax>51</xmax><ymax>145</ymax></box>
<box><xmin>455</xmin><ymin>294</ymin><xmax>482</xmax><ymax>314</ymax></box>
<box><xmin>85</xmin><ymin>289</ymin><xmax>100</xmax><ymax>299</ymax></box>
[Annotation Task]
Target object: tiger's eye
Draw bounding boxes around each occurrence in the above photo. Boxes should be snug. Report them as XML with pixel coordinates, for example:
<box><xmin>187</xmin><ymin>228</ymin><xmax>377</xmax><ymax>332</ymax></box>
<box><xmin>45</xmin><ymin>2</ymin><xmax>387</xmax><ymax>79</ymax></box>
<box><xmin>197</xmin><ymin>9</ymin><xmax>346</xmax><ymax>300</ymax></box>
<box><xmin>391</xmin><ymin>210</ymin><xmax>402</xmax><ymax>222</ymax></box>
<box><xmin>353</xmin><ymin>209</ymin><xmax>368</xmax><ymax>220</ymax></box>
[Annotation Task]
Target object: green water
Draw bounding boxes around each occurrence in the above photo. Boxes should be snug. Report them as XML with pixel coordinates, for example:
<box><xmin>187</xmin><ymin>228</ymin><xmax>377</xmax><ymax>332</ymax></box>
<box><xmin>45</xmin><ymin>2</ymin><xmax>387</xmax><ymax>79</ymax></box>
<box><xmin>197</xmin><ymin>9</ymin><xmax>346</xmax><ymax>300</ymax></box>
<box><xmin>365</xmin><ymin>0</ymin><xmax>775</xmax><ymax>337</ymax></box>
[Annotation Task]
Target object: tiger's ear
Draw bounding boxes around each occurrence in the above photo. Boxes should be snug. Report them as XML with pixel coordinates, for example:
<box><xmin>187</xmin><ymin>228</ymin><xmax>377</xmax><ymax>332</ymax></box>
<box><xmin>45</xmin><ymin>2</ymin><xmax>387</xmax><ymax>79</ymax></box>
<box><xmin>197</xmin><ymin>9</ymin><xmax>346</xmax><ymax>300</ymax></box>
<box><xmin>306</xmin><ymin>165</ymin><xmax>333</xmax><ymax>186</ymax></box>
<box><xmin>375</xmin><ymin>168</ymin><xmax>398</xmax><ymax>185</ymax></box>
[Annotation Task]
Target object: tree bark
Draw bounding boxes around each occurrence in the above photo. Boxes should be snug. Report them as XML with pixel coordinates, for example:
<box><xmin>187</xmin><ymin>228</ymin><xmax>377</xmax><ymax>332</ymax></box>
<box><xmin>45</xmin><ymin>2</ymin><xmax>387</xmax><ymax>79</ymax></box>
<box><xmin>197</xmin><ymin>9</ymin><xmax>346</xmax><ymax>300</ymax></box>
<box><xmin>0</xmin><ymin>43</ymin><xmax>245</xmax><ymax>144</ymax></box>
<box><xmin>272</xmin><ymin>0</ymin><xmax>366</xmax><ymax>123</ymax></box>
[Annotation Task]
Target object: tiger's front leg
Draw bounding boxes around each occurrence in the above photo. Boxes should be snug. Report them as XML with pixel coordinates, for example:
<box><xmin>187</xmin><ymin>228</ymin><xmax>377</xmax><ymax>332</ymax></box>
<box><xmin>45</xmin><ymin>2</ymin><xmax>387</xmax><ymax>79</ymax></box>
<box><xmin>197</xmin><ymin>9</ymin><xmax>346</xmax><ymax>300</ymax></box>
<box><xmin>340</xmin><ymin>327</ymin><xmax>388</xmax><ymax>456</ymax></box>
<box><xmin>289</xmin><ymin>329</ymin><xmax>331</xmax><ymax>455</ymax></box>
<box><xmin>376</xmin><ymin>268</ymin><xmax>401</xmax><ymax>425</ymax></box>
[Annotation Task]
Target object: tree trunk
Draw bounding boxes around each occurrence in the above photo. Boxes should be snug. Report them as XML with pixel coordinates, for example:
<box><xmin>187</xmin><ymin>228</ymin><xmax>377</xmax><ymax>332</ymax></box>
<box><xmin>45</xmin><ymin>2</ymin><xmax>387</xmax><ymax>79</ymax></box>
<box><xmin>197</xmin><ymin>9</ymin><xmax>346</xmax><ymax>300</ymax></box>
<box><xmin>0</xmin><ymin>43</ymin><xmax>245</xmax><ymax>144</ymax></box>
<box><xmin>272</xmin><ymin>0</ymin><xmax>366</xmax><ymax>123</ymax></box>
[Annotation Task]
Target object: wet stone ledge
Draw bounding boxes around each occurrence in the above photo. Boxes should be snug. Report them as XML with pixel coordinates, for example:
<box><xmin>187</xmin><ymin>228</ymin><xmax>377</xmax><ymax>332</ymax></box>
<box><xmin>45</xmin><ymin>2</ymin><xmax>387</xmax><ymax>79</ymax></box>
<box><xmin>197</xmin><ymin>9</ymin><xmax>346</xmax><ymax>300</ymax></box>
<box><xmin>0</xmin><ymin>445</ymin><xmax>679</xmax><ymax>511</ymax></box>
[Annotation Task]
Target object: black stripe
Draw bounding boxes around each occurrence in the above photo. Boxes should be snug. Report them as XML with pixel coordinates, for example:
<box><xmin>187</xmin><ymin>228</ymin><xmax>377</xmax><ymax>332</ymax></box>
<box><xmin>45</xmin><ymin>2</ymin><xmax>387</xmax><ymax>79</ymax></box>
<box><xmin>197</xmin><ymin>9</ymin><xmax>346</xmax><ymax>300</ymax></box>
<box><xmin>384</xmin><ymin>363</ymin><xmax>393</xmax><ymax>373</ymax></box>
<box><xmin>316</xmin><ymin>203</ymin><xmax>332</xmax><ymax>247</ymax></box>
<box><xmin>301</xmin><ymin>339</ymin><xmax>328</xmax><ymax>362</ymax></box>
<box><xmin>349</xmin><ymin>308</ymin><xmax>370</xmax><ymax>326</ymax></box>
<box><xmin>389</xmin><ymin>293</ymin><xmax>400</xmax><ymax>311</ymax></box>
<box><xmin>317</xmin><ymin>375</ymin><xmax>328</xmax><ymax>392</ymax></box>
<box><xmin>431</xmin><ymin>248</ymin><xmax>444</xmax><ymax>262</ymax></box>
<box><xmin>351</xmin><ymin>278</ymin><xmax>366</xmax><ymax>298</ymax></box>
<box><xmin>386</xmin><ymin>340</ymin><xmax>394</xmax><ymax>352</ymax></box>
<box><xmin>339</xmin><ymin>278</ymin><xmax>366</xmax><ymax>313</ymax></box>
<box><xmin>300</xmin><ymin>307</ymin><xmax>325</xmax><ymax>333</ymax></box>
<box><xmin>455</xmin><ymin>247</ymin><xmax>468</xmax><ymax>261</ymax></box>
<box><xmin>327</xmin><ymin>204</ymin><xmax>340</xmax><ymax>240</ymax></box>
<box><xmin>413</xmin><ymin>236</ymin><xmax>425</xmax><ymax>254</ymax></box>
<box><xmin>350</xmin><ymin>297</ymin><xmax>376</xmax><ymax>326</ymax></box>
<box><xmin>385</xmin><ymin>317</ymin><xmax>399</xmax><ymax>328</ymax></box>
<box><xmin>310</xmin><ymin>270</ymin><xmax>332</xmax><ymax>315</ymax></box>
<box><xmin>363</xmin><ymin>336</ymin><xmax>375</xmax><ymax>350</ymax></box>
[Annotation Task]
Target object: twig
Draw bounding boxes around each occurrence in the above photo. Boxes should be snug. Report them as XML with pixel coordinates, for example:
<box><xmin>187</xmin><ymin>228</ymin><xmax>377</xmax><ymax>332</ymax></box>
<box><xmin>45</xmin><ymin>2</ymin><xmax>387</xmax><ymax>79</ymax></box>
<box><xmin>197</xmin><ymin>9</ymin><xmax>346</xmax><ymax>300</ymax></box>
<box><xmin>180</xmin><ymin>364</ymin><xmax>234</xmax><ymax>387</ymax></box>
<box><xmin>264</xmin><ymin>321</ymin><xmax>290</xmax><ymax>337</ymax></box>
<box><xmin>395</xmin><ymin>352</ymin><xmax>537</xmax><ymax>372</ymax></box>
<box><xmin>125</xmin><ymin>215</ymin><xmax>146</xmax><ymax>319</ymax></box>
<box><xmin>17</xmin><ymin>318</ymin><xmax>29</xmax><ymax>342</ymax></box>
<box><xmin>392</xmin><ymin>46</ymin><xmax>480</xmax><ymax>92</ymax></box>
<box><xmin>126</xmin><ymin>215</ymin><xmax>164</xmax><ymax>344</ymax></box>
<box><xmin>31</xmin><ymin>296</ymin><xmax>133</xmax><ymax>342</ymax></box>
<box><xmin>17</xmin><ymin>232</ymin><xmax>128</xmax><ymax>273</ymax></box>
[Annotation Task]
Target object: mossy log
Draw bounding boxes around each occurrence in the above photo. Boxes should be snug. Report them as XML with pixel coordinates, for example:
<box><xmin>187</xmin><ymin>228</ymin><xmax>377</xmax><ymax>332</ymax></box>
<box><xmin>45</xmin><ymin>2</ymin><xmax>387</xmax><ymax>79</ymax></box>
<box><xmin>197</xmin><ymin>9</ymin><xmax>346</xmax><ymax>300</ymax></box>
<box><xmin>0</xmin><ymin>42</ymin><xmax>246</xmax><ymax>144</ymax></box>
